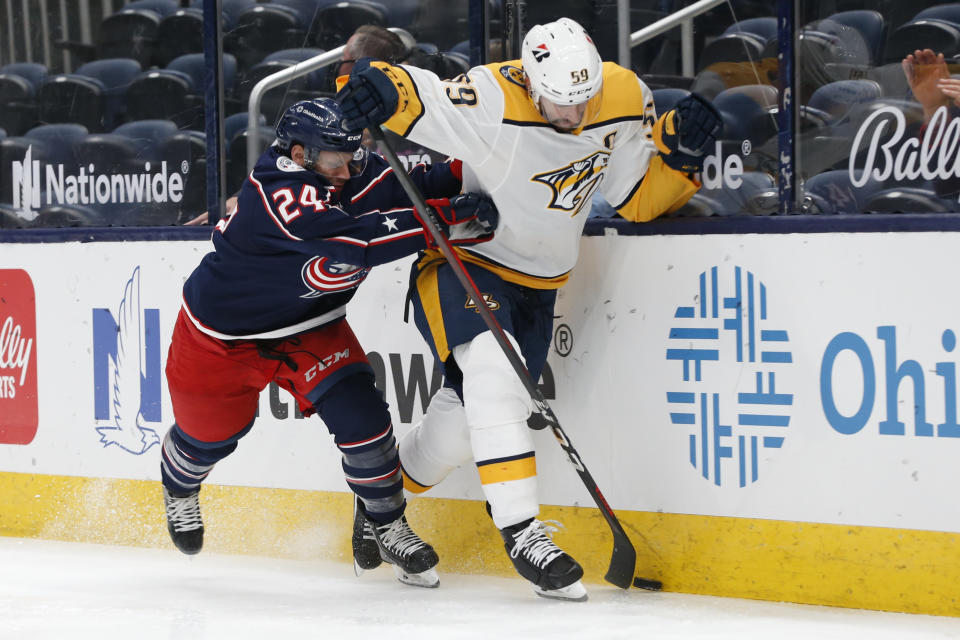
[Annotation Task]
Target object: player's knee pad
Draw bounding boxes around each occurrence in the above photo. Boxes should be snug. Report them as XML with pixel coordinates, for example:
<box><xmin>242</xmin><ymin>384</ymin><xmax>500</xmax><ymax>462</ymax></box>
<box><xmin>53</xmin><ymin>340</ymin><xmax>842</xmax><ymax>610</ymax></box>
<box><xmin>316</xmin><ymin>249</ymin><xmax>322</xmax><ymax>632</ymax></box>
<box><xmin>316</xmin><ymin>373</ymin><xmax>390</xmax><ymax>444</ymax></box>
<box><xmin>454</xmin><ymin>331</ymin><xmax>532</xmax><ymax>429</ymax></box>
<box><xmin>469</xmin><ymin>421</ymin><xmax>536</xmax><ymax>467</ymax></box>
<box><xmin>398</xmin><ymin>386</ymin><xmax>472</xmax><ymax>492</ymax></box>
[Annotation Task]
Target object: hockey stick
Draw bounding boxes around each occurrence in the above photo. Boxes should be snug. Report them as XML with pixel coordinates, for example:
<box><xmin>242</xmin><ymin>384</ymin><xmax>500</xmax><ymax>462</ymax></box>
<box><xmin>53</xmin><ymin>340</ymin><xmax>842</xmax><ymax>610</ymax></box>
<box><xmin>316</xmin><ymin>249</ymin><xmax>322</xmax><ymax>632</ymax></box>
<box><xmin>369</xmin><ymin>126</ymin><xmax>661</xmax><ymax>591</ymax></box>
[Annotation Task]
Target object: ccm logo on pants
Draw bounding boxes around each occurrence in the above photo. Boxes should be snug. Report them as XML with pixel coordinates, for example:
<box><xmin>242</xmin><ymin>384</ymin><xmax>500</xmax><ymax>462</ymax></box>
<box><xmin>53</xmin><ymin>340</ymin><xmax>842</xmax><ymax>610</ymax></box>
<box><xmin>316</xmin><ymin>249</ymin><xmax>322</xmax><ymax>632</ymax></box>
<box><xmin>304</xmin><ymin>349</ymin><xmax>351</xmax><ymax>382</ymax></box>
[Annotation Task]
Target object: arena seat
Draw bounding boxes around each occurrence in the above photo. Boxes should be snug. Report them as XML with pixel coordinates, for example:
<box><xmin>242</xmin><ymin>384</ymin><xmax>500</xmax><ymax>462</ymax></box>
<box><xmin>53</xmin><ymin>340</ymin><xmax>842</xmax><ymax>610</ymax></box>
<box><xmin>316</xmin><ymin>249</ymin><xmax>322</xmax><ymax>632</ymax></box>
<box><xmin>224</xmin><ymin>4</ymin><xmax>308</xmax><ymax>73</ymax></box>
<box><xmin>170</xmin><ymin>53</ymin><xmax>237</xmax><ymax>95</ymax></box>
<box><xmin>805</xmin><ymin>19</ymin><xmax>874</xmax><ymax>67</ymax></box>
<box><xmin>800</xmin><ymin>79</ymin><xmax>882</xmax><ymax>131</ymax></box>
<box><xmin>31</xmin><ymin>204</ymin><xmax>107</xmax><ymax>228</ymax></box>
<box><xmin>39</xmin><ymin>58</ymin><xmax>141</xmax><ymax>132</ymax></box>
<box><xmin>308</xmin><ymin>1</ymin><xmax>387</xmax><ymax>50</ymax></box>
<box><xmin>408</xmin><ymin>0</ymin><xmax>473</xmax><ymax>51</ymax></box>
<box><xmin>161</xmin><ymin>130</ymin><xmax>207</xmax><ymax>222</ymax></box>
<box><xmin>262</xmin><ymin>48</ymin><xmax>327</xmax><ymax>85</ymax></box>
<box><xmin>57</xmin><ymin>5</ymin><xmax>166</xmax><ymax>67</ymax></box>
<box><xmin>697</xmin><ymin>32</ymin><xmax>767</xmax><ymax>72</ymax></box>
<box><xmin>98</xmin><ymin>8</ymin><xmax>163</xmax><ymax>67</ymax></box>
<box><xmin>712</xmin><ymin>87</ymin><xmax>778</xmax><ymax>147</ymax></box>
<box><xmin>667</xmin><ymin>192</ymin><xmax>726</xmax><ymax>217</ymax></box>
<box><xmin>113</xmin><ymin>119</ymin><xmax>180</xmax><ymax>164</ymax></box>
<box><xmin>0</xmin><ymin>203</ymin><xmax>28</xmax><ymax>228</ymax></box>
<box><xmin>914</xmin><ymin>3</ymin><xmax>960</xmax><ymax>26</ymax></box>
<box><xmin>122</xmin><ymin>0</ymin><xmax>177</xmax><ymax>16</ymax></box>
<box><xmin>884</xmin><ymin>20</ymin><xmax>960</xmax><ymax>63</ymax></box>
<box><xmin>224</xmin><ymin>112</ymin><xmax>266</xmax><ymax>145</ymax></box>
<box><xmin>0</xmin><ymin>63</ymin><xmax>48</xmax><ymax>136</ymax></box>
<box><xmin>226</xmin><ymin>126</ymin><xmax>274</xmax><ymax>196</ymax></box>
<box><xmin>722</xmin><ymin>17</ymin><xmax>777</xmax><ymax>43</ymax></box>
<box><xmin>25</xmin><ymin>123</ymin><xmax>88</xmax><ymax>163</ymax></box>
<box><xmin>154</xmin><ymin>8</ymin><xmax>205</xmax><ymax>67</ymax></box>
<box><xmin>191</xmin><ymin>0</ymin><xmax>257</xmax><ymax>27</ymax></box>
<box><xmin>0</xmin><ymin>73</ymin><xmax>39</xmax><ymax>136</ymax></box>
<box><xmin>235</xmin><ymin>54</ymin><xmax>327</xmax><ymax>125</ymax></box>
<box><xmin>125</xmin><ymin>69</ymin><xmax>199</xmax><ymax>129</ymax></box>
<box><xmin>642</xmin><ymin>74</ymin><xmax>695</xmax><ymax>91</ymax></box>
<box><xmin>75</xmin><ymin>133</ymin><xmax>143</xmax><ymax>176</ymax></box>
<box><xmin>0</xmin><ymin>62</ymin><xmax>47</xmax><ymax>89</ymax></box>
<box><xmin>37</xmin><ymin>75</ymin><xmax>108</xmax><ymax>132</ymax></box>
<box><xmin>797</xmin><ymin>29</ymin><xmax>851</xmax><ymax>100</ymax></box>
<box><xmin>405</xmin><ymin>49</ymin><xmax>470</xmax><ymax>79</ymax></box>
<box><xmin>74</xmin><ymin>132</ymin><xmax>182</xmax><ymax>225</ymax></box>
<box><xmin>651</xmin><ymin>88</ymin><xmax>691</xmax><ymax>115</ymax></box>
<box><xmin>862</xmin><ymin>186</ymin><xmax>956</xmax><ymax>212</ymax></box>
<box><xmin>826</xmin><ymin>10</ymin><xmax>886</xmax><ymax>65</ymax></box>
<box><xmin>800</xmin><ymin>169</ymin><xmax>886</xmax><ymax>214</ymax></box>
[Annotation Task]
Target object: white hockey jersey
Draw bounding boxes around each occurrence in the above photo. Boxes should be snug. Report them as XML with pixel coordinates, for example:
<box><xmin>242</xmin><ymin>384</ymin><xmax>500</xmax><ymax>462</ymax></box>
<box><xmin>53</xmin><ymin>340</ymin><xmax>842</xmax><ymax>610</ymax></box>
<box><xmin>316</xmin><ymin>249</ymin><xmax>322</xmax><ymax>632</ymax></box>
<box><xmin>372</xmin><ymin>59</ymin><xmax>700</xmax><ymax>289</ymax></box>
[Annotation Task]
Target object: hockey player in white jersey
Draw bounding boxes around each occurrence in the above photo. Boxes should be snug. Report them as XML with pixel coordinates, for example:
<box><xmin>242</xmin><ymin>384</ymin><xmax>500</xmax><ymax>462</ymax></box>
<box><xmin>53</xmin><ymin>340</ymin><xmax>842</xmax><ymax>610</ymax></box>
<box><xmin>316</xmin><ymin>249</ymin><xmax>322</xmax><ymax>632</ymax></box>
<box><xmin>338</xmin><ymin>17</ymin><xmax>722</xmax><ymax>601</ymax></box>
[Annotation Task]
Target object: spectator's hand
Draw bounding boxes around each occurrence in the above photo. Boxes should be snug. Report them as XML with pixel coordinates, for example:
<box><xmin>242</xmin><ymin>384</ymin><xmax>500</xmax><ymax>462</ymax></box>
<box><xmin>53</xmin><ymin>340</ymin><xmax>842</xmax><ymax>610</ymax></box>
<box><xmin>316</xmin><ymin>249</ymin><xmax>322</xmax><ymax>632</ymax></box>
<box><xmin>903</xmin><ymin>49</ymin><xmax>951</xmax><ymax>114</ymax></box>
<box><xmin>653</xmin><ymin>93</ymin><xmax>724</xmax><ymax>173</ymax></box>
<box><xmin>418</xmin><ymin>193</ymin><xmax>499</xmax><ymax>246</ymax></box>
<box><xmin>183</xmin><ymin>211</ymin><xmax>208</xmax><ymax>226</ymax></box>
<box><xmin>336</xmin><ymin>58</ymin><xmax>399</xmax><ymax>131</ymax></box>
<box><xmin>937</xmin><ymin>77</ymin><xmax>960</xmax><ymax>108</ymax></box>
<box><xmin>184</xmin><ymin>196</ymin><xmax>237</xmax><ymax>226</ymax></box>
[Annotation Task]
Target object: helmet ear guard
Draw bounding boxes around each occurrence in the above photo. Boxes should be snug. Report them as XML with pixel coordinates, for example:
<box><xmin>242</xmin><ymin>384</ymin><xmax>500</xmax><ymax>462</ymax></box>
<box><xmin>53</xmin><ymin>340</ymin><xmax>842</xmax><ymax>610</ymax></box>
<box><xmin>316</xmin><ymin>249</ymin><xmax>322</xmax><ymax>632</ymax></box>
<box><xmin>521</xmin><ymin>17</ymin><xmax>603</xmax><ymax>107</ymax></box>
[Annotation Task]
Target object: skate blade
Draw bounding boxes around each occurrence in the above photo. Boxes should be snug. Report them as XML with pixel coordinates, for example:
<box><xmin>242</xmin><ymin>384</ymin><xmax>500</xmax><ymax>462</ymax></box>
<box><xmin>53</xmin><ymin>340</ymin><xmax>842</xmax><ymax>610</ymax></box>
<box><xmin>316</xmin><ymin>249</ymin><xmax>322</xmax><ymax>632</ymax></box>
<box><xmin>354</xmin><ymin>557</ymin><xmax>384</xmax><ymax>577</ymax></box>
<box><xmin>533</xmin><ymin>580</ymin><xmax>588</xmax><ymax>602</ymax></box>
<box><xmin>392</xmin><ymin>565</ymin><xmax>439</xmax><ymax>588</ymax></box>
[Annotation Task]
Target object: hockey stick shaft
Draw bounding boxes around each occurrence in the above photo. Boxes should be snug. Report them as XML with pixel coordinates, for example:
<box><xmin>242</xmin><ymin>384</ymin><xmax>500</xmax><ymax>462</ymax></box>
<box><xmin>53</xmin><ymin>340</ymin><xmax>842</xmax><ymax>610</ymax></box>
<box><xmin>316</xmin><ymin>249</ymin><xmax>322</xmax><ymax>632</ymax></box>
<box><xmin>370</xmin><ymin>127</ymin><xmax>657</xmax><ymax>590</ymax></box>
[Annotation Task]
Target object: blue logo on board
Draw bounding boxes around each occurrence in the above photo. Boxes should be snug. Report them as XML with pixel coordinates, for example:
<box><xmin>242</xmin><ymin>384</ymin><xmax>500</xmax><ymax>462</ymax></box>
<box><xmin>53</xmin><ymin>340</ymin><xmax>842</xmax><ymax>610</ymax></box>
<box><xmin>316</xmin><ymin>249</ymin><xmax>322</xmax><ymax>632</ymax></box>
<box><xmin>665</xmin><ymin>266</ymin><xmax>794</xmax><ymax>487</ymax></box>
<box><xmin>92</xmin><ymin>266</ymin><xmax>162</xmax><ymax>455</ymax></box>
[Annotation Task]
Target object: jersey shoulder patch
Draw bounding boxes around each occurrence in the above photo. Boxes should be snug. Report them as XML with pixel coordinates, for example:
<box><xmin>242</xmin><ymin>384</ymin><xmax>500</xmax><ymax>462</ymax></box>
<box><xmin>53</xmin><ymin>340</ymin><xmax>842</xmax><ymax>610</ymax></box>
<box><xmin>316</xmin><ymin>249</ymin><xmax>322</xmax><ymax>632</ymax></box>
<box><xmin>276</xmin><ymin>155</ymin><xmax>306</xmax><ymax>173</ymax></box>
<box><xmin>485</xmin><ymin>61</ymin><xmax>544</xmax><ymax>125</ymax></box>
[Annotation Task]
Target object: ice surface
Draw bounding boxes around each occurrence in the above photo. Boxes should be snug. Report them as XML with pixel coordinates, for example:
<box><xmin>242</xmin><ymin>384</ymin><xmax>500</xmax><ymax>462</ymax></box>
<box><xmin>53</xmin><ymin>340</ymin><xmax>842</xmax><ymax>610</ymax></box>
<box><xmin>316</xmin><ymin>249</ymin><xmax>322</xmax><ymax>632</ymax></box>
<box><xmin>0</xmin><ymin>537</ymin><xmax>957</xmax><ymax>640</ymax></box>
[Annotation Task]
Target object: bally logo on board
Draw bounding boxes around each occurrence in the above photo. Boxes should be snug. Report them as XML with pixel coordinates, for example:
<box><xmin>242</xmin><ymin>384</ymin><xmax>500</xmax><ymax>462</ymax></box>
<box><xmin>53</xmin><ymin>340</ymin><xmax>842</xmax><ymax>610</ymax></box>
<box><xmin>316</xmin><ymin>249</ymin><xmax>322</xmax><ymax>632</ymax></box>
<box><xmin>0</xmin><ymin>269</ymin><xmax>38</xmax><ymax>445</ymax></box>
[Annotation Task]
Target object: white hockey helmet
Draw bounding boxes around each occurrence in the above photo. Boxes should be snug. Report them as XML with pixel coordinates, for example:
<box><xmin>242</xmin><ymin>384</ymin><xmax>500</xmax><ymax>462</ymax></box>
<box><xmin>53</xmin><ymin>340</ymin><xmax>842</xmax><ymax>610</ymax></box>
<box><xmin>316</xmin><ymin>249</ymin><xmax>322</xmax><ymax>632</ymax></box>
<box><xmin>521</xmin><ymin>17</ymin><xmax>603</xmax><ymax>106</ymax></box>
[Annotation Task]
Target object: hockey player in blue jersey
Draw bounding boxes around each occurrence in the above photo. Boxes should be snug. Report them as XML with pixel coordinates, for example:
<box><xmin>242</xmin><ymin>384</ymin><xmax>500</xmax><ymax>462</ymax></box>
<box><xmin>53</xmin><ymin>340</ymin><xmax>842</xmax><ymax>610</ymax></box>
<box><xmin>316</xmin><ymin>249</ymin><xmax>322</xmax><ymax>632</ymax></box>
<box><xmin>160</xmin><ymin>97</ymin><xmax>498</xmax><ymax>588</ymax></box>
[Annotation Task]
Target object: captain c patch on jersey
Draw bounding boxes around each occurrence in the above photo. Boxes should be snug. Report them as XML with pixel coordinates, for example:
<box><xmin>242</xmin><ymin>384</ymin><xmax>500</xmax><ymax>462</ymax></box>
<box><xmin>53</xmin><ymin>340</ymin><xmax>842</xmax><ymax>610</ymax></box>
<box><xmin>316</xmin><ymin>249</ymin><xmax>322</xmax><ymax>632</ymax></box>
<box><xmin>531</xmin><ymin>150</ymin><xmax>609</xmax><ymax>216</ymax></box>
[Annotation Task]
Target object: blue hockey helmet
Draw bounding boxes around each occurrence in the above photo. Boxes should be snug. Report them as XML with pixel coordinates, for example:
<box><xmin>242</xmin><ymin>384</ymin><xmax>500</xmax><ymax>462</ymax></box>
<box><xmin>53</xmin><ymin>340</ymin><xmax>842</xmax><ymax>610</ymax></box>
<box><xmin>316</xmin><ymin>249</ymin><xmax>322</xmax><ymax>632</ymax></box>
<box><xmin>275</xmin><ymin>98</ymin><xmax>367</xmax><ymax>174</ymax></box>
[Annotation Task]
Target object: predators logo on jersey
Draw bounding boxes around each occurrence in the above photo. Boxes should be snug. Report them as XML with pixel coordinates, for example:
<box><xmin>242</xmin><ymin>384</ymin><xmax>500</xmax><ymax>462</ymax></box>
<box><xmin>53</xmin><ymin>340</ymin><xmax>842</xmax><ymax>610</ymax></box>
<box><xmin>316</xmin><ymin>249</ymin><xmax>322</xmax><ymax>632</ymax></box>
<box><xmin>531</xmin><ymin>151</ymin><xmax>609</xmax><ymax>216</ymax></box>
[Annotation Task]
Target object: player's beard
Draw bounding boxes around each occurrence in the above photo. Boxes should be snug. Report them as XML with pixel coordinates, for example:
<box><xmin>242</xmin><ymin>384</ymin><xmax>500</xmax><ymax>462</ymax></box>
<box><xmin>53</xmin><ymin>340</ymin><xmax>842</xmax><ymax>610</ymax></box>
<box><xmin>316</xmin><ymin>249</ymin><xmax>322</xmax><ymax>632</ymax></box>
<box><xmin>547</xmin><ymin>118</ymin><xmax>580</xmax><ymax>133</ymax></box>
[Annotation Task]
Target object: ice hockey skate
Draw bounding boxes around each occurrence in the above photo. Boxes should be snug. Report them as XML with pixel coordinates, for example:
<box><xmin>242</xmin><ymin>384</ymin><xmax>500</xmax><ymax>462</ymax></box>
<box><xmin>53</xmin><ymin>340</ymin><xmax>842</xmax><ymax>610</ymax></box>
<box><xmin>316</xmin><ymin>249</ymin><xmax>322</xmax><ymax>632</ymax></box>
<box><xmin>500</xmin><ymin>518</ymin><xmax>587</xmax><ymax>601</ymax></box>
<box><xmin>357</xmin><ymin>501</ymin><xmax>440</xmax><ymax>588</ymax></box>
<box><xmin>352</xmin><ymin>496</ymin><xmax>383</xmax><ymax>574</ymax></box>
<box><xmin>163</xmin><ymin>486</ymin><xmax>204</xmax><ymax>555</ymax></box>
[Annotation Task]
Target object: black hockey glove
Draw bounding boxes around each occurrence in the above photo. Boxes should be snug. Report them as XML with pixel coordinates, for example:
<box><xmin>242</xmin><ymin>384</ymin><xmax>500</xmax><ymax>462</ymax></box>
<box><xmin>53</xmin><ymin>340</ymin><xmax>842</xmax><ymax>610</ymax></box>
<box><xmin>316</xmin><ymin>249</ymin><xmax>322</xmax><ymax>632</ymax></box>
<box><xmin>417</xmin><ymin>193</ymin><xmax>499</xmax><ymax>247</ymax></box>
<box><xmin>653</xmin><ymin>92</ymin><xmax>724</xmax><ymax>173</ymax></box>
<box><xmin>336</xmin><ymin>58</ymin><xmax>399</xmax><ymax>132</ymax></box>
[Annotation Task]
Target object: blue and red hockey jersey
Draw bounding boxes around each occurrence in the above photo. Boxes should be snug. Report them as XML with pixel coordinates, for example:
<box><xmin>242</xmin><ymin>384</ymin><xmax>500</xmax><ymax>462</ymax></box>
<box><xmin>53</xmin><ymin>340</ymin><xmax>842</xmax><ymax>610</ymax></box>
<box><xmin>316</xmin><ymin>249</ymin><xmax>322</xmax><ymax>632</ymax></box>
<box><xmin>181</xmin><ymin>146</ymin><xmax>461</xmax><ymax>339</ymax></box>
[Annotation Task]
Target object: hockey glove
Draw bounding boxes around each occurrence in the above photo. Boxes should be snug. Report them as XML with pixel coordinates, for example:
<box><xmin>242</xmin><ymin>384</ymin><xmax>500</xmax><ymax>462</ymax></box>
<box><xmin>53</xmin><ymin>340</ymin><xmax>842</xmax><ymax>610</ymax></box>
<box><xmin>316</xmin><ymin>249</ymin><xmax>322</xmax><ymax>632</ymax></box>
<box><xmin>653</xmin><ymin>92</ymin><xmax>724</xmax><ymax>173</ymax></box>
<box><xmin>336</xmin><ymin>58</ymin><xmax>399</xmax><ymax>132</ymax></box>
<box><xmin>417</xmin><ymin>193</ymin><xmax>499</xmax><ymax>247</ymax></box>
